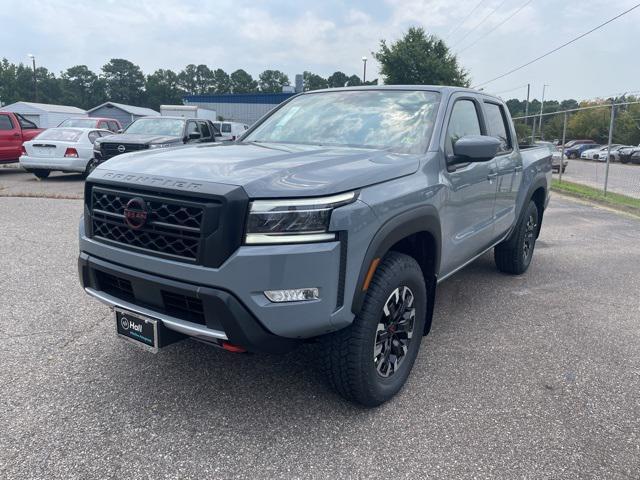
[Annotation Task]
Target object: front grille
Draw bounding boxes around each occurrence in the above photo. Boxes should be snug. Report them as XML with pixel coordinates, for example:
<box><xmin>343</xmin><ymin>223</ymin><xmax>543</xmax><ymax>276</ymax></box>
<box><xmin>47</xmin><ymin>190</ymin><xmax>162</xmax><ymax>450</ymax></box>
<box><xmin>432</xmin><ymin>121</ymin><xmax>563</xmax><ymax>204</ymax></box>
<box><xmin>90</xmin><ymin>187</ymin><xmax>209</xmax><ymax>262</ymax></box>
<box><xmin>100</xmin><ymin>142</ymin><xmax>148</xmax><ymax>160</ymax></box>
<box><xmin>95</xmin><ymin>270</ymin><xmax>134</xmax><ymax>302</ymax></box>
<box><xmin>161</xmin><ymin>291</ymin><xmax>205</xmax><ymax>325</ymax></box>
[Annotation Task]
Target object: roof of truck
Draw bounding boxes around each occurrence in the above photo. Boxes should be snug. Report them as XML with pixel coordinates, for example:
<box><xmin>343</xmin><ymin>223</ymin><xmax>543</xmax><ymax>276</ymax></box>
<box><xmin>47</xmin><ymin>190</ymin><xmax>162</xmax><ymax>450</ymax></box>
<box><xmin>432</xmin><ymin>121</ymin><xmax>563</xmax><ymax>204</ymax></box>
<box><xmin>305</xmin><ymin>85</ymin><xmax>502</xmax><ymax>101</ymax></box>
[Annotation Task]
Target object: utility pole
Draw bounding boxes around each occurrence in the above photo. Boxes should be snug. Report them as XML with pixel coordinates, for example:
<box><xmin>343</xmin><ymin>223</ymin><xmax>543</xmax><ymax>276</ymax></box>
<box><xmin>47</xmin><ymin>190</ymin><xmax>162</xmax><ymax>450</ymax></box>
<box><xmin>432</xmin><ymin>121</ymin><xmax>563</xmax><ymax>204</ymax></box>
<box><xmin>524</xmin><ymin>83</ymin><xmax>530</xmax><ymax>126</ymax></box>
<box><xmin>604</xmin><ymin>101</ymin><xmax>616</xmax><ymax>197</ymax></box>
<box><xmin>362</xmin><ymin>56</ymin><xmax>367</xmax><ymax>84</ymax></box>
<box><xmin>28</xmin><ymin>53</ymin><xmax>37</xmax><ymax>102</ymax></box>
<box><xmin>537</xmin><ymin>84</ymin><xmax>548</xmax><ymax>141</ymax></box>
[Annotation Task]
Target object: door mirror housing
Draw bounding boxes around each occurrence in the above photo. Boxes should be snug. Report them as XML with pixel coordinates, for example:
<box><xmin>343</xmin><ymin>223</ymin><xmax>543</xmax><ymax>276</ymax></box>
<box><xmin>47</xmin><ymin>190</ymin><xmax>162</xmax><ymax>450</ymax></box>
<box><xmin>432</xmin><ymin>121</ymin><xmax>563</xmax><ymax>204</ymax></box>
<box><xmin>451</xmin><ymin>135</ymin><xmax>501</xmax><ymax>163</ymax></box>
<box><xmin>188</xmin><ymin>132</ymin><xmax>202</xmax><ymax>140</ymax></box>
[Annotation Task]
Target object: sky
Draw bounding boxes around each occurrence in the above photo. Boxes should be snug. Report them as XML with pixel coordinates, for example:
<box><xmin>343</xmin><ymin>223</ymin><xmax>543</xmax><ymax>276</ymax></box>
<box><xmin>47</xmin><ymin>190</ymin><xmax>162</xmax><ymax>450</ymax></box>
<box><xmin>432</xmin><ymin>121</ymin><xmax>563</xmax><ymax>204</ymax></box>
<box><xmin>2</xmin><ymin>0</ymin><xmax>639</xmax><ymax>101</ymax></box>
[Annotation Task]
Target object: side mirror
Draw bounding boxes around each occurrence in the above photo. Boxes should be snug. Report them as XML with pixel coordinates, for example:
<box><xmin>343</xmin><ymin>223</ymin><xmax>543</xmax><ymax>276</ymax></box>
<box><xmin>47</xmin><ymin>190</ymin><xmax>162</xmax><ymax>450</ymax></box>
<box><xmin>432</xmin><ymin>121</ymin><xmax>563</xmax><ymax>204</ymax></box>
<box><xmin>451</xmin><ymin>135</ymin><xmax>501</xmax><ymax>163</ymax></box>
<box><xmin>188</xmin><ymin>132</ymin><xmax>202</xmax><ymax>140</ymax></box>
<box><xmin>117</xmin><ymin>129</ymin><xmax>123</xmax><ymax>134</ymax></box>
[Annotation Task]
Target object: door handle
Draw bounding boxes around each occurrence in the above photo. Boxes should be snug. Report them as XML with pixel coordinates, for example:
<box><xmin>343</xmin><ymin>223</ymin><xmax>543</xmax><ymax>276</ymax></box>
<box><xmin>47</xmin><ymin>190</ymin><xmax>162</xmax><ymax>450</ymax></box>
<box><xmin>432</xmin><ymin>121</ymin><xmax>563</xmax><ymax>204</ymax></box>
<box><xmin>12</xmin><ymin>133</ymin><xmax>20</xmax><ymax>137</ymax></box>
<box><xmin>514</xmin><ymin>165</ymin><xmax>523</xmax><ymax>172</ymax></box>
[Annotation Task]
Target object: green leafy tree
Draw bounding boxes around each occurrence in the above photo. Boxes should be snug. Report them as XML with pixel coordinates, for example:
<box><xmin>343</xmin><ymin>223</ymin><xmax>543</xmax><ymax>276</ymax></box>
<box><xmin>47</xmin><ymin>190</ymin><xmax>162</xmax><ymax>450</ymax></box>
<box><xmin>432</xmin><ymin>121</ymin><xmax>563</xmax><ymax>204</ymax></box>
<box><xmin>374</xmin><ymin>27</ymin><xmax>469</xmax><ymax>86</ymax></box>
<box><xmin>346</xmin><ymin>75</ymin><xmax>362</xmax><ymax>87</ymax></box>
<box><xmin>230</xmin><ymin>69</ymin><xmax>258</xmax><ymax>93</ymax></box>
<box><xmin>302</xmin><ymin>71</ymin><xmax>328</xmax><ymax>91</ymax></box>
<box><xmin>327</xmin><ymin>71</ymin><xmax>349</xmax><ymax>88</ymax></box>
<box><xmin>60</xmin><ymin>65</ymin><xmax>104</xmax><ymax>109</ymax></box>
<box><xmin>0</xmin><ymin>59</ymin><xmax>18</xmax><ymax>104</ymax></box>
<box><xmin>177</xmin><ymin>64</ymin><xmax>198</xmax><ymax>94</ymax></box>
<box><xmin>212</xmin><ymin>68</ymin><xmax>231</xmax><ymax>93</ymax></box>
<box><xmin>101</xmin><ymin>58</ymin><xmax>145</xmax><ymax>105</ymax></box>
<box><xmin>258</xmin><ymin>70</ymin><xmax>290</xmax><ymax>93</ymax></box>
<box><xmin>145</xmin><ymin>69</ymin><xmax>182</xmax><ymax>109</ymax></box>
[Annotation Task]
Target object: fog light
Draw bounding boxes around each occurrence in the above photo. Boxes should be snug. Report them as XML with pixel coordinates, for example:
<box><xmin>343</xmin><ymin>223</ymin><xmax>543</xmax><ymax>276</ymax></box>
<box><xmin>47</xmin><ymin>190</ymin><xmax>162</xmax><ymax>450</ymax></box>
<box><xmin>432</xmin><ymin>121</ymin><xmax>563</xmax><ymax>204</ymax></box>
<box><xmin>264</xmin><ymin>288</ymin><xmax>319</xmax><ymax>303</ymax></box>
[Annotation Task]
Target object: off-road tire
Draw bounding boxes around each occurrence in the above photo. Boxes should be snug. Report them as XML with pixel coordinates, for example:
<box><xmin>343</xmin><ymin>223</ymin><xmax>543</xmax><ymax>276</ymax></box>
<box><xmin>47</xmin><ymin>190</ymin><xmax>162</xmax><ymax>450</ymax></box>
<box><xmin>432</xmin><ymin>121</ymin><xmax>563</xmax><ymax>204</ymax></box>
<box><xmin>319</xmin><ymin>252</ymin><xmax>426</xmax><ymax>407</ymax></box>
<box><xmin>33</xmin><ymin>169</ymin><xmax>50</xmax><ymax>179</ymax></box>
<box><xmin>494</xmin><ymin>200</ymin><xmax>539</xmax><ymax>275</ymax></box>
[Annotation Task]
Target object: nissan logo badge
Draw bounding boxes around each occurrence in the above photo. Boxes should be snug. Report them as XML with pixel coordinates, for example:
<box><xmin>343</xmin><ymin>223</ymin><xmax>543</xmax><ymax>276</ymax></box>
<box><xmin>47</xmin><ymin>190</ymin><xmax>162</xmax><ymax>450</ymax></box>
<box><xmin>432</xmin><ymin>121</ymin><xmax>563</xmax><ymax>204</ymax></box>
<box><xmin>123</xmin><ymin>197</ymin><xmax>149</xmax><ymax>230</ymax></box>
<box><xmin>117</xmin><ymin>144</ymin><xmax>126</xmax><ymax>153</ymax></box>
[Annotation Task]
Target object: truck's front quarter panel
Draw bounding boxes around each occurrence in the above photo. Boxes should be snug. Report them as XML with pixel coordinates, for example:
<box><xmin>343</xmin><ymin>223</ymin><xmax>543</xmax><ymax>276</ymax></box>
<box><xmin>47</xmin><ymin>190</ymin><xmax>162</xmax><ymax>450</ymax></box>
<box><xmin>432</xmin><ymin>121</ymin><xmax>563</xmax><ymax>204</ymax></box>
<box><xmin>78</xmin><ymin>172</ymin><xmax>380</xmax><ymax>349</ymax></box>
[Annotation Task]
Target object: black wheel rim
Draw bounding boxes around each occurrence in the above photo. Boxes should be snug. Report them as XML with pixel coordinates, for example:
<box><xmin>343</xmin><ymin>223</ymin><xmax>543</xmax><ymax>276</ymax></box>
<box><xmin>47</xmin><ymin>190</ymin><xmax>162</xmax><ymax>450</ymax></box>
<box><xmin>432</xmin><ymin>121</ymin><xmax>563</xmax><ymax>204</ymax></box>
<box><xmin>523</xmin><ymin>213</ymin><xmax>537</xmax><ymax>262</ymax></box>
<box><xmin>374</xmin><ymin>286</ymin><xmax>415</xmax><ymax>378</ymax></box>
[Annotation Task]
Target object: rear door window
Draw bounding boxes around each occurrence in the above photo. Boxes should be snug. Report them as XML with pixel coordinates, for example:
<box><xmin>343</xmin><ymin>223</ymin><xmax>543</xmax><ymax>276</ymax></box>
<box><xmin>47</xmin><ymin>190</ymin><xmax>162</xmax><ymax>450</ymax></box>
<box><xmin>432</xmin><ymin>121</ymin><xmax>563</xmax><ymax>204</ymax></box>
<box><xmin>483</xmin><ymin>102</ymin><xmax>512</xmax><ymax>153</ymax></box>
<box><xmin>0</xmin><ymin>115</ymin><xmax>14</xmax><ymax>130</ymax></box>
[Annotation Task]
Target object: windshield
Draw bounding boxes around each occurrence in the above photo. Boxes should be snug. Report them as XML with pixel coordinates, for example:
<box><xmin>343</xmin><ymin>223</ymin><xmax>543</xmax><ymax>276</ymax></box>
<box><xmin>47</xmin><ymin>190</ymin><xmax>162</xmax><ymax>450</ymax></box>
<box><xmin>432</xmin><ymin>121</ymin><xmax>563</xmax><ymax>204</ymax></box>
<box><xmin>35</xmin><ymin>128</ymin><xmax>82</xmax><ymax>142</ymax></box>
<box><xmin>125</xmin><ymin>118</ymin><xmax>185</xmax><ymax>136</ymax></box>
<box><xmin>59</xmin><ymin>118</ymin><xmax>96</xmax><ymax>128</ymax></box>
<box><xmin>244</xmin><ymin>90</ymin><xmax>441</xmax><ymax>154</ymax></box>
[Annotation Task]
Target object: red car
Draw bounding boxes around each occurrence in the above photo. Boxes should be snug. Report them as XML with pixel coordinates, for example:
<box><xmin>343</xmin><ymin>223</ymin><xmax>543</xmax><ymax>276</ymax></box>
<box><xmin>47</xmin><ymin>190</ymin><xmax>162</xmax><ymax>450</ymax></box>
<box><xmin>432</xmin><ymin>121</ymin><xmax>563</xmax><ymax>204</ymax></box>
<box><xmin>58</xmin><ymin>117</ymin><xmax>122</xmax><ymax>132</ymax></box>
<box><xmin>0</xmin><ymin>112</ymin><xmax>44</xmax><ymax>164</ymax></box>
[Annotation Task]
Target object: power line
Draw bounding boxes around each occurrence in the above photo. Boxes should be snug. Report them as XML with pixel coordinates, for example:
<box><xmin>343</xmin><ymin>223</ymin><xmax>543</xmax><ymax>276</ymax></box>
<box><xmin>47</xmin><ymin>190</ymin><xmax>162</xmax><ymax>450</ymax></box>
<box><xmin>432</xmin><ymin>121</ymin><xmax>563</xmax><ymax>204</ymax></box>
<box><xmin>491</xmin><ymin>83</ymin><xmax>530</xmax><ymax>96</ymax></box>
<box><xmin>451</xmin><ymin>0</ymin><xmax>510</xmax><ymax>48</ymax></box>
<box><xmin>473</xmin><ymin>3</ymin><xmax>640</xmax><ymax>89</ymax></box>
<box><xmin>456</xmin><ymin>0</ymin><xmax>534</xmax><ymax>54</ymax></box>
<box><xmin>511</xmin><ymin>99</ymin><xmax>640</xmax><ymax>120</ymax></box>
<box><xmin>445</xmin><ymin>0</ymin><xmax>487</xmax><ymax>41</ymax></box>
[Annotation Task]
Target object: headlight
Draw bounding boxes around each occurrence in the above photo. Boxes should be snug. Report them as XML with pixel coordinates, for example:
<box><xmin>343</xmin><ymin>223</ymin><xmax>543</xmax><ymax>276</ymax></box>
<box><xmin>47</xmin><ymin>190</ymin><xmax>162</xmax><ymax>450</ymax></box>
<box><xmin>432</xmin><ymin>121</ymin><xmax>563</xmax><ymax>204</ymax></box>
<box><xmin>245</xmin><ymin>191</ymin><xmax>356</xmax><ymax>245</ymax></box>
<box><xmin>149</xmin><ymin>143</ymin><xmax>174</xmax><ymax>149</ymax></box>
<box><xmin>93</xmin><ymin>143</ymin><xmax>101</xmax><ymax>151</ymax></box>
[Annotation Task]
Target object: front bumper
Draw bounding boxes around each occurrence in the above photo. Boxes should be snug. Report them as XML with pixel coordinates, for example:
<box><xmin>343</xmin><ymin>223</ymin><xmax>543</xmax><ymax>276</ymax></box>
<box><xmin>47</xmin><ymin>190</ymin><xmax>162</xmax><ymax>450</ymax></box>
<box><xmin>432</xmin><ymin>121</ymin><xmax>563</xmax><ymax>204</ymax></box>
<box><xmin>78</xmin><ymin>253</ymin><xmax>300</xmax><ymax>353</ymax></box>
<box><xmin>20</xmin><ymin>155</ymin><xmax>89</xmax><ymax>172</ymax></box>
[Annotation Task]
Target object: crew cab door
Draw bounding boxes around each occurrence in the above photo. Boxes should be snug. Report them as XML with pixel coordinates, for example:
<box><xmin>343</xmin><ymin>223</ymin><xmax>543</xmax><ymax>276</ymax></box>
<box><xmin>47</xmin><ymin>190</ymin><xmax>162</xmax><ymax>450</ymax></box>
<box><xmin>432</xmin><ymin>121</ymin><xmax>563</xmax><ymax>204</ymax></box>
<box><xmin>439</xmin><ymin>95</ymin><xmax>498</xmax><ymax>277</ymax></box>
<box><xmin>0</xmin><ymin>113</ymin><xmax>22</xmax><ymax>162</ymax></box>
<box><xmin>481</xmin><ymin>100</ymin><xmax>522</xmax><ymax>237</ymax></box>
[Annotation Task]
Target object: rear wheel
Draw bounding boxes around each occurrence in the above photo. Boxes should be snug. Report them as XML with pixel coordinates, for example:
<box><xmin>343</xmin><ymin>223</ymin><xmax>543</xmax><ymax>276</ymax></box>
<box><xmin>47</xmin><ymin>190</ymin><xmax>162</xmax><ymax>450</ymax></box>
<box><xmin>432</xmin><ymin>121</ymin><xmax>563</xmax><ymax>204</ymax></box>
<box><xmin>32</xmin><ymin>169</ymin><xmax>50</xmax><ymax>180</ymax></box>
<box><xmin>495</xmin><ymin>200</ymin><xmax>539</xmax><ymax>275</ymax></box>
<box><xmin>319</xmin><ymin>252</ymin><xmax>426</xmax><ymax>407</ymax></box>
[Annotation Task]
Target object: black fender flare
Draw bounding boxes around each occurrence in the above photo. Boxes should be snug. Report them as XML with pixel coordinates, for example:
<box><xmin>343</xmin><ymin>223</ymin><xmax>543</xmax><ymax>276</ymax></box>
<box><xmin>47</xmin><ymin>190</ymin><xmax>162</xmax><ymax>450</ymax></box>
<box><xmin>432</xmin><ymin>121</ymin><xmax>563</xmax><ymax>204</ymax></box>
<box><xmin>351</xmin><ymin>205</ymin><xmax>441</xmax><ymax>317</ymax></box>
<box><xmin>512</xmin><ymin>176</ymin><xmax>548</xmax><ymax>242</ymax></box>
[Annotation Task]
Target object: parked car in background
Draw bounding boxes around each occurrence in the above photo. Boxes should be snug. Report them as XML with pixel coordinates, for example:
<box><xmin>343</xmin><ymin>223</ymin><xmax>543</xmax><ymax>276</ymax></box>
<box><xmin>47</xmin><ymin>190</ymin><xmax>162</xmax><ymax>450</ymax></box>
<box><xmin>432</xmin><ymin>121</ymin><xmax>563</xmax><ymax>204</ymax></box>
<box><xmin>93</xmin><ymin>116</ymin><xmax>218</xmax><ymax>162</ymax></box>
<box><xmin>630</xmin><ymin>150</ymin><xmax>640</xmax><ymax>165</ymax></box>
<box><xmin>560</xmin><ymin>139</ymin><xmax>596</xmax><ymax>150</ymax></box>
<box><xmin>565</xmin><ymin>143</ymin><xmax>600</xmax><ymax>159</ymax></box>
<box><xmin>618</xmin><ymin>145</ymin><xmax>640</xmax><ymax>164</ymax></box>
<box><xmin>580</xmin><ymin>145</ymin><xmax>622</xmax><ymax>161</ymax></box>
<box><xmin>58</xmin><ymin>117</ymin><xmax>122</xmax><ymax>133</ymax></box>
<box><xmin>19</xmin><ymin>127</ymin><xmax>113</xmax><ymax>179</ymax></box>
<box><xmin>0</xmin><ymin>111</ymin><xmax>44</xmax><ymax>163</ymax></box>
<box><xmin>212</xmin><ymin>121</ymin><xmax>249</xmax><ymax>141</ymax></box>
<box><xmin>552</xmin><ymin>150</ymin><xmax>568</xmax><ymax>173</ymax></box>
<box><xmin>594</xmin><ymin>145</ymin><xmax>631</xmax><ymax>162</ymax></box>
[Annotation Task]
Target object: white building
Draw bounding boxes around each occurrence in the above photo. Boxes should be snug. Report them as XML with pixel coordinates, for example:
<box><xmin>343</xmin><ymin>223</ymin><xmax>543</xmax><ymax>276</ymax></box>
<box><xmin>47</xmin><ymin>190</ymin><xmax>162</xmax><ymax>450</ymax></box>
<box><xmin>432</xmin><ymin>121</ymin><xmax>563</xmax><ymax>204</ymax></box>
<box><xmin>0</xmin><ymin>101</ymin><xmax>87</xmax><ymax>128</ymax></box>
<box><xmin>183</xmin><ymin>93</ymin><xmax>296</xmax><ymax>125</ymax></box>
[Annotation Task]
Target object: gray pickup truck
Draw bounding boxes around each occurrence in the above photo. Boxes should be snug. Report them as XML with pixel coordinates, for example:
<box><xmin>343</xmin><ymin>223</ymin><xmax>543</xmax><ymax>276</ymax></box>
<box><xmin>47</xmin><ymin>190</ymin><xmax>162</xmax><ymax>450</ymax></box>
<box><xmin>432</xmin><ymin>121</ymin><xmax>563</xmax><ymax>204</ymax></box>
<box><xmin>78</xmin><ymin>86</ymin><xmax>552</xmax><ymax>406</ymax></box>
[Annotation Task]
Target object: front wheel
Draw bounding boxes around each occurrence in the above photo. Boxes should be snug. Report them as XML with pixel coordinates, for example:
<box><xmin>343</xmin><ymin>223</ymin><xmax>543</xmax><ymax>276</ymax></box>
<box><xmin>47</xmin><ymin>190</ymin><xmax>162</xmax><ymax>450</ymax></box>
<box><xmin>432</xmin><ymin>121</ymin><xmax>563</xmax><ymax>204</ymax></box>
<box><xmin>494</xmin><ymin>200</ymin><xmax>539</xmax><ymax>275</ymax></box>
<box><xmin>83</xmin><ymin>158</ymin><xmax>99</xmax><ymax>178</ymax></box>
<box><xmin>319</xmin><ymin>252</ymin><xmax>426</xmax><ymax>407</ymax></box>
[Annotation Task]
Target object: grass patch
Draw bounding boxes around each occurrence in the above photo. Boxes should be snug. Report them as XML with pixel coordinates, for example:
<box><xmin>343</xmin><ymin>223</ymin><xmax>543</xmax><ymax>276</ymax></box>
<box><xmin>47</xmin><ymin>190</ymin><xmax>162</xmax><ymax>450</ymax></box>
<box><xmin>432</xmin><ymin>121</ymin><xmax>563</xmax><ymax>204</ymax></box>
<box><xmin>552</xmin><ymin>179</ymin><xmax>640</xmax><ymax>215</ymax></box>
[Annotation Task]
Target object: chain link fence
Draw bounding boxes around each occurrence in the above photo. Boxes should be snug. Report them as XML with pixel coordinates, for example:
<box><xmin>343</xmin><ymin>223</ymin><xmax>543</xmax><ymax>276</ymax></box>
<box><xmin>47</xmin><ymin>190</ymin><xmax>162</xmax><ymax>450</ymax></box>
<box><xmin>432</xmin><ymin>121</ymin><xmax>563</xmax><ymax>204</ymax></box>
<box><xmin>512</xmin><ymin>101</ymin><xmax>640</xmax><ymax>200</ymax></box>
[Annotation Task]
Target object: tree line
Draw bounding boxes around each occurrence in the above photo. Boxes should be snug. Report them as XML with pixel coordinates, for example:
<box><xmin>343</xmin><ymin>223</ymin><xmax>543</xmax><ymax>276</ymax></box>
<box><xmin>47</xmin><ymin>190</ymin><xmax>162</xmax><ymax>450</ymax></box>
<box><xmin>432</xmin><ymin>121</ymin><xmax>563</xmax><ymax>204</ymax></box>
<box><xmin>507</xmin><ymin>97</ymin><xmax>640</xmax><ymax>146</ymax></box>
<box><xmin>0</xmin><ymin>58</ymin><xmax>373</xmax><ymax>111</ymax></box>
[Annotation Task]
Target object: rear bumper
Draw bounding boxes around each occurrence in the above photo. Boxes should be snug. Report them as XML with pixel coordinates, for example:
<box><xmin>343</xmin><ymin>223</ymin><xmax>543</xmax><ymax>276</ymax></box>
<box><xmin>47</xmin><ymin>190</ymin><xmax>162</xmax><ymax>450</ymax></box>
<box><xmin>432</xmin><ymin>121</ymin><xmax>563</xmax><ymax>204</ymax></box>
<box><xmin>20</xmin><ymin>155</ymin><xmax>88</xmax><ymax>172</ymax></box>
<box><xmin>78</xmin><ymin>252</ymin><xmax>300</xmax><ymax>353</ymax></box>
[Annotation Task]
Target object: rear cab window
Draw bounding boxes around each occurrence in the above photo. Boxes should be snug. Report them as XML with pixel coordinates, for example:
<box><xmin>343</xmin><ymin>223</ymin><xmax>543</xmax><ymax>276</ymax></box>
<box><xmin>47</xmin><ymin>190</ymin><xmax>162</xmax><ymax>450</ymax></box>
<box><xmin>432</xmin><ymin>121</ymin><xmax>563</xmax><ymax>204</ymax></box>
<box><xmin>483</xmin><ymin>102</ymin><xmax>512</xmax><ymax>153</ymax></box>
<box><xmin>16</xmin><ymin>114</ymin><xmax>38</xmax><ymax>129</ymax></box>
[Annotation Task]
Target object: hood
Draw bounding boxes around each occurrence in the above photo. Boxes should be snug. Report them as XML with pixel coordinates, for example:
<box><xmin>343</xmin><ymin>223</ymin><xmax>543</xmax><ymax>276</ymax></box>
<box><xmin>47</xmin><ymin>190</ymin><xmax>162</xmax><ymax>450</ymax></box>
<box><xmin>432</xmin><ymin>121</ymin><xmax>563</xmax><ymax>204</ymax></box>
<box><xmin>98</xmin><ymin>133</ymin><xmax>181</xmax><ymax>144</ymax></box>
<box><xmin>95</xmin><ymin>142</ymin><xmax>420</xmax><ymax>197</ymax></box>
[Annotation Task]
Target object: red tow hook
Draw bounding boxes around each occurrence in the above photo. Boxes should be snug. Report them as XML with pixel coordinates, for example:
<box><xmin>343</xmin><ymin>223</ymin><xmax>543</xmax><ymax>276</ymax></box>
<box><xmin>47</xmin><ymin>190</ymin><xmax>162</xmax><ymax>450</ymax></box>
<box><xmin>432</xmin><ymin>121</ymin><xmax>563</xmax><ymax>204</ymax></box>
<box><xmin>222</xmin><ymin>341</ymin><xmax>247</xmax><ymax>353</ymax></box>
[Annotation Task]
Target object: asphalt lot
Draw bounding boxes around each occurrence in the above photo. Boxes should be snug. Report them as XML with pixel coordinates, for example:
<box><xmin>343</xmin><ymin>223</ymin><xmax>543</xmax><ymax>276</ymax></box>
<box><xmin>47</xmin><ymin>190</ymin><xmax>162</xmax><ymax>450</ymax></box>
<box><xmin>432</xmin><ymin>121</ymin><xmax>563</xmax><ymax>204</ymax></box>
<box><xmin>1</xmin><ymin>184</ymin><xmax>639</xmax><ymax>479</ymax></box>
<box><xmin>0</xmin><ymin>165</ymin><xmax>84</xmax><ymax>199</ymax></box>
<box><xmin>560</xmin><ymin>159</ymin><xmax>640</xmax><ymax>199</ymax></box>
